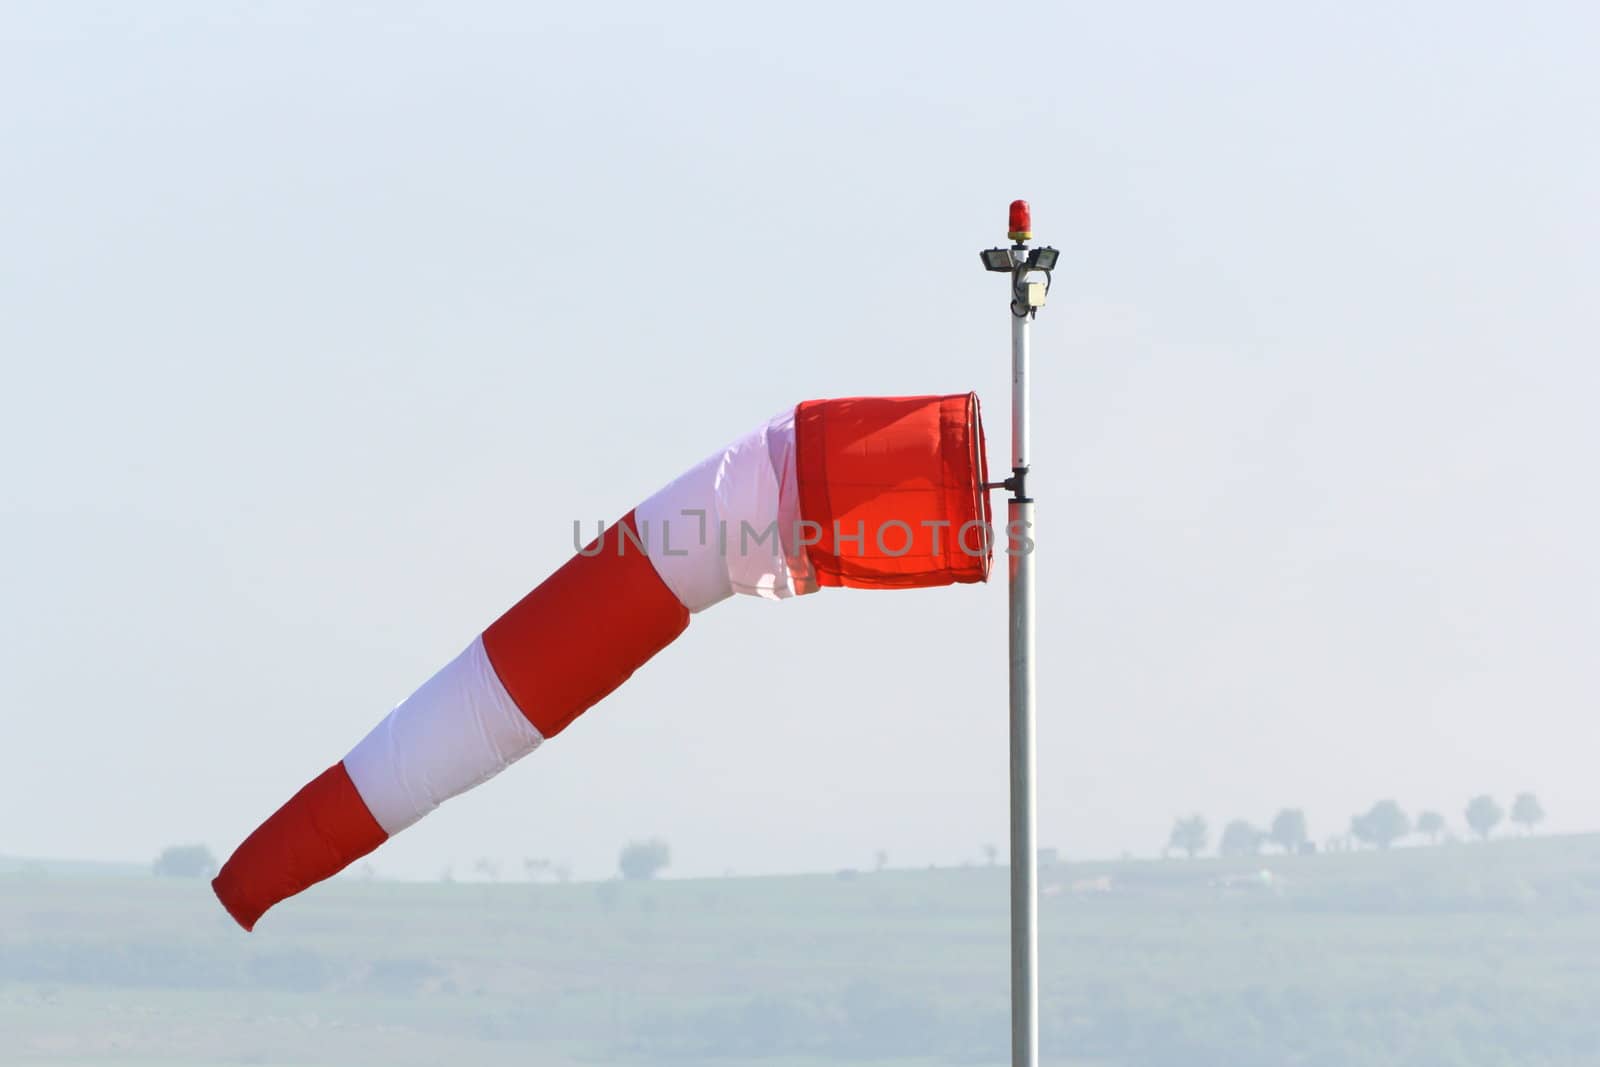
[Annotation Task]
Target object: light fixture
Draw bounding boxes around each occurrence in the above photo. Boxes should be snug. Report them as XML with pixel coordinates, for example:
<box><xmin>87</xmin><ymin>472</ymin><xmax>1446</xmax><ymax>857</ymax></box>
<box><xmin>1026</xmin><ymin>247</ymin><xmax>1059</xmax><ymax>271</ymax></box>
<box><xmin>980</xmin><ymin>248</ymin><xmax>1016</xmax><ymax>272</ymax></box>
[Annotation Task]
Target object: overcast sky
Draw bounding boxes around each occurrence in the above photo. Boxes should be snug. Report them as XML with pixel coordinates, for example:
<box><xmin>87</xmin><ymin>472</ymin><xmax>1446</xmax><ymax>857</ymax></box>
<box><xmin>3</xmin><ymin>2</ymin><xmax>1597</xmax><ymax>882</ymax></box>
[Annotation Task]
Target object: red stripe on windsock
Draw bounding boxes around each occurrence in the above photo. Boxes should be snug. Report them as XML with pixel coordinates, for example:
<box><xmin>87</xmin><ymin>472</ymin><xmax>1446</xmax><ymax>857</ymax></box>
<box><xmin>212</xmin><ymin>762</ymin><xmax>387</xmax><ymax>931</ymax></box>
<box><xmin>482</xmin><ymin>510</ymin><xmax>690</xmax><ymax>738</ymax></box>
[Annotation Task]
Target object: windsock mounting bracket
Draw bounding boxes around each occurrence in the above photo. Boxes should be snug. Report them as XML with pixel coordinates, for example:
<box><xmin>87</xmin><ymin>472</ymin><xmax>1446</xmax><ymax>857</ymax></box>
<box><xmin>984</xmin><ymin>465</ymin><xmax>1030</xmax><ymax>500</ymax></box>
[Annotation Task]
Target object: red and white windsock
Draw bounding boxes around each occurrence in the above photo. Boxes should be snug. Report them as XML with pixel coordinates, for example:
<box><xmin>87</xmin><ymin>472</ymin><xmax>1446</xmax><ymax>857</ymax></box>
<box><xmin>213</xmin><ymin>393</ymin><xmax>991</xmax><ymax>930</ymax></box>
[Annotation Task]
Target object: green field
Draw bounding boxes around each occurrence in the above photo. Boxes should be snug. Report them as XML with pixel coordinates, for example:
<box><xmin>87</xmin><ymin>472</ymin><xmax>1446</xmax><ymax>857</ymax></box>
<box><xmin>5</xmin><ymin>836</ymin><xmax>1600</xmax><ymax>1066</ymax></box>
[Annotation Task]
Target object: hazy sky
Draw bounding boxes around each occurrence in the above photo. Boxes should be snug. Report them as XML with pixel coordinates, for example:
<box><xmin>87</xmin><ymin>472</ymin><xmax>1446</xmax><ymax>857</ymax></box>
<box><xmin>3</xmin><ymin>3</ymin><xmax>1597</xmax><ymax>882</ymax></box>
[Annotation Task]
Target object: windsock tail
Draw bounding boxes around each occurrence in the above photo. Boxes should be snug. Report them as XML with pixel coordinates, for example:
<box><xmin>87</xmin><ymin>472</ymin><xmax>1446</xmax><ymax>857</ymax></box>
<box><xmin>212</xmin><ymin>763</ymin><xmax>386</xmax><ymax>931</ymax></box>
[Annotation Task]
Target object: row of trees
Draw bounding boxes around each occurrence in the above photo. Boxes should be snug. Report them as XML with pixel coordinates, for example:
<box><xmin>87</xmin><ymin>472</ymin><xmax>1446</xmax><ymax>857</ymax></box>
<box><xmin>445</xmin><ymin>857</ymin><xmax>576</xmax><ymax>883</ymax></box>
<box><xmin>437</xmin><ymin>842</ymin><xmax>672</xmax><ymax>883</ymax></box>
<box><xmin>1167</xmin><ymin>793</ymin><xmax>1546</xmax><ymax>858</ymax></box>
<box><xmin>145</xmin><ymin>792</ymin><xmax>1550</xmax><ymax>882</ymax></box>
<box><xmin>146</xmin><ymin>842</ymin><xmax>667</xmax><ymax>883</ymax></box>
<box><xmin>1168</xmin><ymin>809</ymin><xmax>1311</xmax><ymax>859</ymax></box>
<box><xmin>433</xmin><ymin>841</ymin><xmax>676</xmax><ymax>883</ymax></box>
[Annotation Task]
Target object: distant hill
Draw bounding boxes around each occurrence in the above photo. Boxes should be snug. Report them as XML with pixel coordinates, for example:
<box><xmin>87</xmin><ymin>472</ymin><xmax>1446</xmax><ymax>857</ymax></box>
<box><xmin>0</xmin><ymin>854</ymin><xmax>149</xmax><ymax>878</ymax></box>
<box><xmin>4</xmin><ymin>833</ymin><xmax>1600</xmax><ymax>1065</ymax></box>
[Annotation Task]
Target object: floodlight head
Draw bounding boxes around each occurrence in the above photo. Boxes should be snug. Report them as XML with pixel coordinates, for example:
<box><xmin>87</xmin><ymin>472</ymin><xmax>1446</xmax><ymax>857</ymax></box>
<box><xmin>1008</xmin><ymin>200</ymin><xmax>1032</xmax><ymax>242</ymax></box>
<box><xmin>1026</xmin><ymin>247</ymin><xmax>1059</xmax><ymax>271</ymax></box>
<box><xmin>980</xmin><ymin>248</ymin><xmax>1016</xmax><ymax>272</ymax></box>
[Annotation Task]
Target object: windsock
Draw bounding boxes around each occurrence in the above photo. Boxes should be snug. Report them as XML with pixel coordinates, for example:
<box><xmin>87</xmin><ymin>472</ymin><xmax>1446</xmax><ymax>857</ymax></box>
<box><xmin>213</xmin><ymin>393</ymin><xmax>991</xmax><ymax>930</ymax></box>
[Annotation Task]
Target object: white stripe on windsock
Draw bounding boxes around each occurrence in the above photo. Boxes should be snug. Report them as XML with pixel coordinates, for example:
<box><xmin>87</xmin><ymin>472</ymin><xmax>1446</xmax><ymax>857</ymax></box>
<box><xmin>636</xmin><ymin>409</ymin><xmax>809</xmax><ymax>611</ymax></box>
<box><xmin>342</xmin><ymin>636</ymin><xmax>543</xmax><ymax>835</ymax></box>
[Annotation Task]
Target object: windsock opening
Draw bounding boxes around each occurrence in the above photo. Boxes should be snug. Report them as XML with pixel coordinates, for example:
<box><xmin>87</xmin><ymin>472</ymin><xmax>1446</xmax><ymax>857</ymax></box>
<box><xmin>795</xmin><ymin>392</ymin><xmax>991</xmax><ymax>589</ymax></box>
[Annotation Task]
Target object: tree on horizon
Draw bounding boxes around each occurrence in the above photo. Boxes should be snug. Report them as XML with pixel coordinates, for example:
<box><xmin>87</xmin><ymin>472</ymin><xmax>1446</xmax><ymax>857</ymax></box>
<box><xmin>1168</xmin><ymin>815</ymin><xmax>1208</xmax><ymax>859</ymax></box>
<box><xmin>1511</xmin><ymin>792</ymin><xmax>1545</xmax><ymax>834</ymax></box>
<box><xmin>1219</xmin><ymin>820</ymin><xmax>1263</xmax><ymax>857</ymax></box>
<box><xmin>1351</xmin><ymin>800</ymin><xmax>1410</xmax><ymax>850</ymax></box>
<box><xmin>619</xmin><ymin>839</ymin><xmax>671</xmax><ymax>881</ymax></box>
<box><xmin>1416</xmin><ymin>810</ymin><xmax>1447</xmax><ymax>844</ymax></box>
<box><xmin>1465</xmin><ymin>795</ymin><xmax>1504</xmax><ymax>840</ymax></box>
<box><xmin>152</xmin><ymin>844</ymin><xmax>217</xmax><ymax>879</ymax></box>
<box><xmin>1269</xmin><ymin>809</ymin><xmax>1309</xmax><ymax>854</ymax></box>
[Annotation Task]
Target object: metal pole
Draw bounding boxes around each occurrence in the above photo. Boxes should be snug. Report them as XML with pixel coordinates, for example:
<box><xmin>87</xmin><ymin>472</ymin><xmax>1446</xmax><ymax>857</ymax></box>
<box><xmin>1008</xmin><ymin>274</ymin><xmax>1038</xmax><ymax>1067</ymax></box>
<box><xmin>981</xmin><ymin>202</ymin><xmax>1049</xmax><ymax>1067</ymax></box>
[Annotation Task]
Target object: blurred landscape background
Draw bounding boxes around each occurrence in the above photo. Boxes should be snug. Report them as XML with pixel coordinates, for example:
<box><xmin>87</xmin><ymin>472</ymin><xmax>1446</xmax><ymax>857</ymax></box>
<box><xmin>7</xmin><ymin>812</ymin><xmax>1600</xmax><ymax>1067</ymax></box>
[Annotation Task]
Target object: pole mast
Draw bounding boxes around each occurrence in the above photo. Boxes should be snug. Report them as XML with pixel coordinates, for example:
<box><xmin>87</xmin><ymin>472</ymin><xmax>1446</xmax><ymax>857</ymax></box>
<box><xmin>981</xmin><ymin>200</ymin><xmax>1053</xmax><ymax>1067</ymax></box>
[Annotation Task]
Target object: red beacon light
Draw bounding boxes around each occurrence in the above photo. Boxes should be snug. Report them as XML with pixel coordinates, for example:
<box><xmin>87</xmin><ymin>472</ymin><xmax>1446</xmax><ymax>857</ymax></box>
<box><xmin>1008</xmin><ymin>199</ymin><xmax>1032</xmax><ymax>243</ymax></box>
